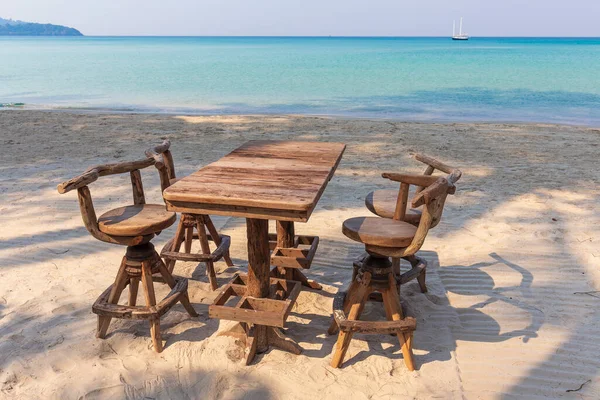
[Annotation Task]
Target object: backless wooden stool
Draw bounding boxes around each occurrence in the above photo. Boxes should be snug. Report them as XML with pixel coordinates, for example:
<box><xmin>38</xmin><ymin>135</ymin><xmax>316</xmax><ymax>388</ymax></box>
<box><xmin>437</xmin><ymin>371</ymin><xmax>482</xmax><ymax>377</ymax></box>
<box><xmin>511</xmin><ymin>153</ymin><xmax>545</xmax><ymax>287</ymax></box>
<box><xmin>363</xmin><ymin>154</ymin><xmax>461</xmax><ymax>292</ymax></box>
<box><xmin>329</xmin><ymin>173</ymin><xmax>459</xmax><ymax>370</ymax></box>
<box><xmin>146</xmin><ymin>140</ymin><xmax>234</xmax><ymax>290</ymax></box>
<box><xmin>57</xmin><ymin>158</ymin><xmax>198</xmax><ymax>352</ymax></box>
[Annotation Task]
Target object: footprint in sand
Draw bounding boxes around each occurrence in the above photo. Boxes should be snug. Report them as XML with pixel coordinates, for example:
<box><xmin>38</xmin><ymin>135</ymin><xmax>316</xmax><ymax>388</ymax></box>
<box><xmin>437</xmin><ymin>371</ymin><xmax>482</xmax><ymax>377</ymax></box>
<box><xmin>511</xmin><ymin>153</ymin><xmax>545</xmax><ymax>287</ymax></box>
<box><xmin>424</xmin><ymin>294</ymin><xmax>446</xmax><ymax>305</ymax></box>
<box><xmin>1</xmin><ymin>372</ymin><xmax>18</xmax><ymax>393</ymax></box>
<box><xmin>50</xmin><ymin>303</ymin><xmax>85</xmax><ymax>316</ymax></box>
<box><xmin>211</xmin><ymin>374</ymin><xmax>232</xmax><ymax>398</ymax></box>
<box><xmin>50</xmin><ymin>354</ymin><xmax>77</xmax><ymax>373</ymax></box>
<box><xmin>47</xmin><ymin>335</ymin><xmax>64</xmax><ymax>349</ymax></box>
<box><xmin>121</xmin><ymin>356</ymin><xmax>148</xmax><ymax>373</ymax></box>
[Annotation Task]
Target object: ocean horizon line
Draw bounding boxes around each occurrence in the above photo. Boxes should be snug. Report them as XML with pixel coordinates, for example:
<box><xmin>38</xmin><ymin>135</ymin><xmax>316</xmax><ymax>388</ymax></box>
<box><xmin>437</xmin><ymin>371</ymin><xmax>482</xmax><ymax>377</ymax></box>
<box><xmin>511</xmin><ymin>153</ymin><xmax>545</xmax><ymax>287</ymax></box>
<box><xmin>4</xmin><ymin>35</ymin><xmax>600</xmax><ymax>39</ymax></box>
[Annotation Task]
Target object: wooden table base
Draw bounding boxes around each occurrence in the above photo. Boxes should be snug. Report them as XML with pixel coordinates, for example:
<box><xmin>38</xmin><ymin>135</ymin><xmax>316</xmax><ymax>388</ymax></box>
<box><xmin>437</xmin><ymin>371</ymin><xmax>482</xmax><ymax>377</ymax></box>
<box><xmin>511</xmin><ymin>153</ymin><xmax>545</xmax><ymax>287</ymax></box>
<box><xmin>215</xmin><ymin>218</ymin><xmax>304</xmax><ymax>365</ymax></box>
<box><xmin>219</xmin><ymin>322</ymin><xmax>302</xmax><ymax>365</ymax></box>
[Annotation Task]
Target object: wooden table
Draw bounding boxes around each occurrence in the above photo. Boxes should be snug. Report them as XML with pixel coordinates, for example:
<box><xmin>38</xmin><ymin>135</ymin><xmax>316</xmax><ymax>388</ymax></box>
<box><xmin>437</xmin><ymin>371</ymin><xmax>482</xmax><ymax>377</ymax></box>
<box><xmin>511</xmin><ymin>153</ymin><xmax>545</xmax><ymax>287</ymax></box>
<box><xmin>163</xmin><ymin>140</ymin><xmax>346</xmax><ymax>364</ymax></box>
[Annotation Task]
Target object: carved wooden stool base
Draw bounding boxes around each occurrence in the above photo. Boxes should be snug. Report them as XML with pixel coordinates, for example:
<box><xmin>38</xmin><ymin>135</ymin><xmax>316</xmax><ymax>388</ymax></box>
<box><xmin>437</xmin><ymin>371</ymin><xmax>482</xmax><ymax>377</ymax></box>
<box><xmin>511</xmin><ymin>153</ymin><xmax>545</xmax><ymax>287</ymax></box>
<box><xmin>161</xmin><ymin>214</ymin><xmax>233</xmax><ymax>290</ymax></box>
<box><xmin>353</xmin><ymin>253</ymin><xmax>428</xmax><ymax>295</ymax></box>
<box><xmin>93</xmin><ymin>242</ymin><xmax>198</xmax><ymax>352</ymax></box>
<box><xmin>328</xmin><ymin>254</ymin><xmax>417</xmax><ymax>370</ymax></box>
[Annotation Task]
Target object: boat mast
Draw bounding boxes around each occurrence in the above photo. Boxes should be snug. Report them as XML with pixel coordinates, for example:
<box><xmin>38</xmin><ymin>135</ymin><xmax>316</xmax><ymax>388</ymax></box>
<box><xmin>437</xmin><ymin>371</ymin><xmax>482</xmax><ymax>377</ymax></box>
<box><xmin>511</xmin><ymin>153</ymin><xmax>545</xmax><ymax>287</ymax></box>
<box><xmin>459</xmin><ymin>17</ymin><xmax>463</xmax><ymax>36</ymax></box>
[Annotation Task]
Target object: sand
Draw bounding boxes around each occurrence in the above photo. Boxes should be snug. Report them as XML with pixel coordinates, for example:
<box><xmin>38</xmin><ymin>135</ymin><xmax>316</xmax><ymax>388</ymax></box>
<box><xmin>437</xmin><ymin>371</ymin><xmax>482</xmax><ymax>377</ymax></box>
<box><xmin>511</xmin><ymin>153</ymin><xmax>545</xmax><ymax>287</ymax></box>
<box><xmin>0</xmin><ymin>110</ymin><xmax>599</xmax><ymax>399</ymax></box>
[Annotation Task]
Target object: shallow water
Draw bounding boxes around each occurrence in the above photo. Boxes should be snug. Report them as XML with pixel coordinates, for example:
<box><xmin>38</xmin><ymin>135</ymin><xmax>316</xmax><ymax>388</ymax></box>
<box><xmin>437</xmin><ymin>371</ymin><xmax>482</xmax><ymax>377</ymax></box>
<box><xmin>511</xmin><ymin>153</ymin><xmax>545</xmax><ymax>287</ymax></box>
<box><xmin>1</xmin><ymin>36</ymin><xmax>599</xmax><ymax>125</ymax></box>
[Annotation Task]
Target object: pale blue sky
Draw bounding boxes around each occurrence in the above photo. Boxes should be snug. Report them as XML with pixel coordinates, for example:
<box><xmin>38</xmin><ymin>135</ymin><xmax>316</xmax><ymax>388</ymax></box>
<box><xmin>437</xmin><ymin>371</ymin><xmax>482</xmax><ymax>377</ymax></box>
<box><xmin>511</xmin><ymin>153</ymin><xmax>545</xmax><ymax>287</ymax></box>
<box><xmin>2</xmin><ymin>0</ymin><xmax>598</xmax><ymax>37</ymax></box>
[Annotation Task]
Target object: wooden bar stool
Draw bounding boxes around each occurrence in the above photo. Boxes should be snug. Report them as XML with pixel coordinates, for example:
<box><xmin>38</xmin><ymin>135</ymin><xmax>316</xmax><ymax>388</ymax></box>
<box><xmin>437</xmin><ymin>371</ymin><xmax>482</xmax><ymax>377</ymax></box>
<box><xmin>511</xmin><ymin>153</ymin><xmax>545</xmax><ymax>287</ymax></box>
<box><xmin>364</xmin><ymin>154</ymin><xmax>461</xmax><ymax>292</ymax></box>
<box><xmin>57</xmin><ymin>158</ymin><xmax>198</xmax><ymax>352</ymax></box>
<box><xmin>328</xmin><ymin>173</ymin><xmax>459</xmax><ymax>370</ymax></box>
<box><xmin>145</xmin><ymin>140</ymin><xmax>234</xmax><ymax>291</ymax></box>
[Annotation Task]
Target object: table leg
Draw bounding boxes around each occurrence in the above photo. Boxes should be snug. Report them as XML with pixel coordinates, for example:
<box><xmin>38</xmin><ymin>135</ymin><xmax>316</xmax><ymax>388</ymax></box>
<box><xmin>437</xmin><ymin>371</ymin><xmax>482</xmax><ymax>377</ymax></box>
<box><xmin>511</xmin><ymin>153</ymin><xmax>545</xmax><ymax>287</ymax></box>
<box><xmin>275</xmin><ymin>221</ymin><xmax>295</xmax><ymax>280</ymax></box>
<box><xmin>275</xmin><ymin>221</ymin><xmax>322</xmax><ymax>290</ymax></box>
<box><xmin>246</xmin><ymin>218</ymin><xmax>270</xmax><ymax>354</ymax></box>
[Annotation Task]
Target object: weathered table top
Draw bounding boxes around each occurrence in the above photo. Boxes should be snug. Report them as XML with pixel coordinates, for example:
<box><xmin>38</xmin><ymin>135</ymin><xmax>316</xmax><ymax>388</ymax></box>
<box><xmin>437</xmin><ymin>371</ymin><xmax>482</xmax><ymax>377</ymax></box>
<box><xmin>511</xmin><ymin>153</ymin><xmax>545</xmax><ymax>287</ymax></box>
<box><xmin>163</xmin><ymin>140</ymin><xmax>346</xmax><ymax>221</ymax></box>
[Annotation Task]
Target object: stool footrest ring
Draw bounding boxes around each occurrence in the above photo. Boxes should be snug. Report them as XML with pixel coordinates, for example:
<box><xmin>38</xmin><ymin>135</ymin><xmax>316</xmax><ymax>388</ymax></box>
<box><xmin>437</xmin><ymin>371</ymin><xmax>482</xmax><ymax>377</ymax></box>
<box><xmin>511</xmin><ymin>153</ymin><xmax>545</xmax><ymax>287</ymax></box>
<box><xmin>93</xmin><ymin>277</ymin><xmax>189</xmax><ymax>320</ymax></box>
<box><xmin>161</xmin><ymin>234</ymin><xmax>231</xmax><ymax>263</ymax></box>
<box><xmin>332</xmin><ymin>291</ymin><xmax>416</xmax><ymax>335</ymax></box>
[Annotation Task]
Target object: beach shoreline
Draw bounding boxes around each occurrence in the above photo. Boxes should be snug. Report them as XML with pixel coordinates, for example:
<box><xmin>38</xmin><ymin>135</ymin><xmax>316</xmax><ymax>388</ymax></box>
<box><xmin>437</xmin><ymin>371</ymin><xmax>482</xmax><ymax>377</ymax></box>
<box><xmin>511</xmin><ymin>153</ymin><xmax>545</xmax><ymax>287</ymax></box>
<box><xmin>3</xmin><ymin>107</ymin><xmax>600</xmax><ymax>129</ymax></box>
<box><xmin>1</xmin><ymin>110</ymin><xmax>599</xmax><ymax>399</ymax></box>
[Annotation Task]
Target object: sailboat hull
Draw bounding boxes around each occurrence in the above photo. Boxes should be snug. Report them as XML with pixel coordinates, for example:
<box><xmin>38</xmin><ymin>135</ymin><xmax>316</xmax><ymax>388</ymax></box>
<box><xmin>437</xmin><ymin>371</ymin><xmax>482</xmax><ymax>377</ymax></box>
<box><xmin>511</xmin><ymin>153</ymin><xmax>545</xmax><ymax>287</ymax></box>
<box><xmin>452</xmin><ymin>36</ymin><xmax>469</xmax><ymax>40</ymax></box>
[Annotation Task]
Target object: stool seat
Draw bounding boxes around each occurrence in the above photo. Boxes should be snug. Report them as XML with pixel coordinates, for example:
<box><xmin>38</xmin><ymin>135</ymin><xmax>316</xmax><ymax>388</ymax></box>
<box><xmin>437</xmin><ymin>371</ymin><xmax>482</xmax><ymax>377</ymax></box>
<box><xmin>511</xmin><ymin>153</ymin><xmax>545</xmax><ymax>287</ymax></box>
<box><xmin>98</xmin><ymin>204</ymin><xmax>176</xmax><ymax>236</ymax></box>
<box><xmin>342</xmin><ymin>217</ymin><xmax>417</xmax><ymax>248</ymax></box>
<box><xmin>365</xmin><ymin>190</ymin><xmax>421</xmax><ymax>224</ymax></box>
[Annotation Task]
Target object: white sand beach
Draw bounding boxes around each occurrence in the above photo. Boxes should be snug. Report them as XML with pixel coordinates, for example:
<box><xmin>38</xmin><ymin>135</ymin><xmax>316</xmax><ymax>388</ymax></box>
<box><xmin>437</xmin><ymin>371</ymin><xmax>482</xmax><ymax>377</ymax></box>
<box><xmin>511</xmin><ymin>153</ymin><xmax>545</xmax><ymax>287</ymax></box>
<box><xmin>1</xmin><ymin>110</ymin><xmax>599</xmax><ymax>399</ymax></box>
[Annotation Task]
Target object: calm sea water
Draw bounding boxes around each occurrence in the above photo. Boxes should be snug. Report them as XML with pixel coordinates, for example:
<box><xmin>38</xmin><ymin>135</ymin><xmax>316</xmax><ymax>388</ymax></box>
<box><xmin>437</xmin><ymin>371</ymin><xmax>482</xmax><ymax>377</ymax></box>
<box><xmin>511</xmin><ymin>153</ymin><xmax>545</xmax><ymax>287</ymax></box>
<box><xmin>1</xmin><ymin>36</ymin><xmax>599</xmax><ymax>125</ymax></box>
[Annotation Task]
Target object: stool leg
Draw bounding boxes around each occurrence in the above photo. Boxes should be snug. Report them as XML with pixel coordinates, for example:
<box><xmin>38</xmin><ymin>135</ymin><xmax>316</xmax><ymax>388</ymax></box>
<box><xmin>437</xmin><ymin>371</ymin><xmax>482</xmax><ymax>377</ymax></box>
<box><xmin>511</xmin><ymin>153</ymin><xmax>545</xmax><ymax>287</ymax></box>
<box><xmin>155</xmin><ymin>256</ymin><xmax>199</xmax><ymax>317</ymax></box>
<box><xmin>141</xmin><ymin>260</ymin><xmax>162</xmax><ymax>352</ymax></box>
<box><xmin>167</xmin><ymin>218</ymin><xmax>187</xmax><ymax>273</ymax></box>
<box><xmin>327</xmin><ymin>283</ymin><xmax>357</xmax><ymax>335</ymax></box>
<box><xmin>203</xmin><ymin>215</ymin><xmax>234</xmax><ymax>267</ymax></box>
<box><xmin>404</xmin><ymin>255</ymin><xmax>427</xmax><ymax>293</ymax></box>
<box><xmin>184</xmin><ymin>226</ymin><xmax>194</xmax><ymax>254</ymax></box>
<box><xmin>327</xmin><ymin>271</ymin><xmax>371</xmax><ymax>335</ymax></box>
<box><xmin>128</xmin><ymin>277</ymin><xmax>140</xmax><ymax>306</ymax></box>
<box><xmin>196</xmin><ymin>218</ymin><xmax>217</xmax><ymax>290</ymax></box>
<box><xmin>330</xmin><ymin>272</ymin><xmax>372</xmax><ymax>368</ymax></box>
<box><xmin>97</xmin><ymin>257</ymin><xmax>129</xmax><ymax>339</ymax></box>
<box><xmin>392</xmin><ymin>257</ymin><xmax>401</xmax><ymax>278</ymax></box>
<box><xmin>382</xmin><ymin>273</ymin><xmax>415</xmax><ymax>371</ymax></box>
<box><xmin>149</xmin><ymin>317</ymin><xmax>161</xmax><ymax>352</ymax></box>
<box><xmin>416</xmin><ymin>268</ymin><xmax>427</xmax><ymax>293</ymax></box>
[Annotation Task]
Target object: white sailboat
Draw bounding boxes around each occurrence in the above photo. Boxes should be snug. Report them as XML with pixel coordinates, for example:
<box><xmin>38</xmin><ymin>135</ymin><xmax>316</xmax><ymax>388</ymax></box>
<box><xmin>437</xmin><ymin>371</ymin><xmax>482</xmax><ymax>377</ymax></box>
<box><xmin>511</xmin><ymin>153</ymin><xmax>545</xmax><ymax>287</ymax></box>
<box><xmin>452</xmin><ymin>17</ymin><xmax>469</xmax><ymax>40</ymax></box>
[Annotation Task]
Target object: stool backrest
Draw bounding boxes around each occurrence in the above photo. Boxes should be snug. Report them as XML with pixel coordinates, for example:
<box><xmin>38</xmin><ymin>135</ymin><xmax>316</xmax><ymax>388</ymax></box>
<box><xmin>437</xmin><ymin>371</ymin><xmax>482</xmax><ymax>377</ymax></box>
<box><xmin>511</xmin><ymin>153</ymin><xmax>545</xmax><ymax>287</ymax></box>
<box><xmin>57</xmin><ymin>158</ymin><xmax>157</xmax><ymax>244</ymax></box>
<box><xmin>145</xmin><ymin>139</ymin><xmax>176</xmax><ymax>192</ymax></box>
<box><xmin>381</xmin><ymin>167</ymin><xmax>462</xmax><ymax>256</ymax></box>
<box><xmin>413</xmin><ymin>153</ymin><xmax>459</xmax><ymax>193</ymax></box>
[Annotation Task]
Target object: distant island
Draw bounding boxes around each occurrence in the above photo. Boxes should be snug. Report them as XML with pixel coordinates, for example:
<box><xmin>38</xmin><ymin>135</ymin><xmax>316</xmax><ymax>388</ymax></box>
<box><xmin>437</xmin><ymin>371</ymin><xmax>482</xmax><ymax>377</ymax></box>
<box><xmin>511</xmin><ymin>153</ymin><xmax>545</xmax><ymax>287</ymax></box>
<box><xmin>0</xmin><ymin>17</ymin><xmax>83</xmax><ymax>36</ymax></box>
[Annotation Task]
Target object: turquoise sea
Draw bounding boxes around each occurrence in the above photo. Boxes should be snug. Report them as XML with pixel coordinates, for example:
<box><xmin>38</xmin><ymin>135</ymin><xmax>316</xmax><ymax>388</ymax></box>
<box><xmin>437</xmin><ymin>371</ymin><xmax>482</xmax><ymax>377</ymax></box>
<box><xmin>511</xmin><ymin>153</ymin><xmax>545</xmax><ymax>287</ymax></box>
<box><xmin>1</xmin><ymin>36</ymin><xmax>599</xmax><ymax>125</ymax></box>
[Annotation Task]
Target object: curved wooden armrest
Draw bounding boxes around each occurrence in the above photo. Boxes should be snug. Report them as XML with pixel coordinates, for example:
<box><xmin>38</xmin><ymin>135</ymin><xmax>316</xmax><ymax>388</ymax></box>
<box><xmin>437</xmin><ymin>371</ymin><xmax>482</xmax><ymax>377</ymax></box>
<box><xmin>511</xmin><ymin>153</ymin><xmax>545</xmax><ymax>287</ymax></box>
<box><xmin>411</xmin><ymin>177</ymin><xmax>450</xmax><ymax>208</ymax></box>
<box><xmin>57</xmin><ymin>170</ymin><xmax>100</xmax><ymax>194</ymax></box>
<box><xmin>414</xmin><ymin>153</ymin><xmax>455</xmax><ymax>174</ymax></box>
<box><xmin>57</xmin><ymin>158</ymin><xmax>154</xmax><ymax>194</ymax></box>
<box><xmin>381</xmin><ymin>173</ymin><xmax>439</xmax><ymax>187</ymax></box>
<box><xmin>90</xmin><ymin>158</ymin><xmax>154</xmax><ymax>176</ymax></box>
